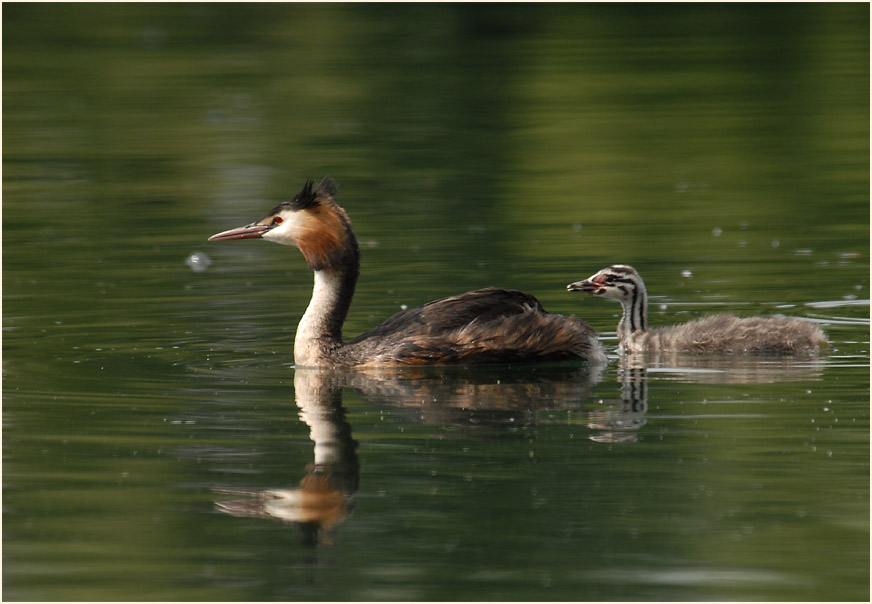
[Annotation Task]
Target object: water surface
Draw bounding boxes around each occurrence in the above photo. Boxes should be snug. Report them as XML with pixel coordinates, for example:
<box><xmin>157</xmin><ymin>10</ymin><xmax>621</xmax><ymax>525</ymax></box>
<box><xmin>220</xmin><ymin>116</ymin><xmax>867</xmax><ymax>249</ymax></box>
<box><xmin>3</xmin><ymin>4</ymin><xmax>869</xmax><ymax>601</ymax></box>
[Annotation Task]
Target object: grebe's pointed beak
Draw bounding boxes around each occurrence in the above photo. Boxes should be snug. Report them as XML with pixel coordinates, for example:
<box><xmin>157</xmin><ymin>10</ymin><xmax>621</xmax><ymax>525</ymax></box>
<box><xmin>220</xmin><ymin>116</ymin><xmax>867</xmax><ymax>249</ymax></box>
<box><xmin>208</xmin><ymin>223</ymin><xmax>271</xmax><ymax>242</ymax></box>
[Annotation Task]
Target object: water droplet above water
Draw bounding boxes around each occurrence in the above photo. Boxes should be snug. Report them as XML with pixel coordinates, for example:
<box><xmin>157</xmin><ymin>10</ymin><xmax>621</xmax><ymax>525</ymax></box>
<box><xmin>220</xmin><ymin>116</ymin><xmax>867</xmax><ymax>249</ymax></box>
<box><xmin>185</xmin><ymin>252</ymin><xmax>213</xmax><ymax>273</ymax></box>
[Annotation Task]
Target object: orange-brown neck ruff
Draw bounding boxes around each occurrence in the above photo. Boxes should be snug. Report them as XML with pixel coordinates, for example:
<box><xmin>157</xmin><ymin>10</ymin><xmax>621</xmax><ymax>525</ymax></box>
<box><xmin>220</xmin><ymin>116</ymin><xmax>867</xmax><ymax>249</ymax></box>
<box><xmin>293</xmin><ymin>202</ymin><xmax>359</xmax><ymax>272</ymax></box>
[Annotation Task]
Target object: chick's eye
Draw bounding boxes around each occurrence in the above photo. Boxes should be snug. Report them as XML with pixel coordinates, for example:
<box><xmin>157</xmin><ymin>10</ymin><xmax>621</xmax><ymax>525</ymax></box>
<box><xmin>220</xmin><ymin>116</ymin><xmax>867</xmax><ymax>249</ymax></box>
<box><xmin>271</xmin><ymin>217</ymin><xmax>283</xmax><ymax>225</ymax></box>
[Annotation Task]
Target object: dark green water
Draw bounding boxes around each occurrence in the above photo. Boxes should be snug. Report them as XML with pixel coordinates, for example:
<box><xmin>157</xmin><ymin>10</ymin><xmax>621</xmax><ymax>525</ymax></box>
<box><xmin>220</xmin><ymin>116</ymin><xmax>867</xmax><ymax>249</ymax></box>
<box><xmin>3</xmin><ymin>3</ymin><xmax>869</xmax><ymax>601</ymax></box>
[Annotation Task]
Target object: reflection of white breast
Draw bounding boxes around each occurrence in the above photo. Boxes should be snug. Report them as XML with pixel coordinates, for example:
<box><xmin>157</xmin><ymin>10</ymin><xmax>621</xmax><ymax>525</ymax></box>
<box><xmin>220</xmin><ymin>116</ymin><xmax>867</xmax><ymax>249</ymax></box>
<box><xmin>298</xmin><ymin>406</ymin><xmax>344</xmax><ymax>465</ymax></box>
<box><xmin>295</xmin><ymin>369</ymin><xmax>348</xmax><ymax>465</ymax></box>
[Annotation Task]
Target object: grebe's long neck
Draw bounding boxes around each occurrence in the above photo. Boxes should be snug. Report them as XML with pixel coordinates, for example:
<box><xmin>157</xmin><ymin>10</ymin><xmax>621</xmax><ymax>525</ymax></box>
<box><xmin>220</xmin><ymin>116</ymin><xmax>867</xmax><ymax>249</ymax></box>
<box><xmin>294</xmin><ymin>257</ymin><xmax>359</xmax><ymax>367</ymax></box>
<box><xmin>617</xmin><ymin>274</ymin><xmax>648</xmax><ymax>346</ymax></box>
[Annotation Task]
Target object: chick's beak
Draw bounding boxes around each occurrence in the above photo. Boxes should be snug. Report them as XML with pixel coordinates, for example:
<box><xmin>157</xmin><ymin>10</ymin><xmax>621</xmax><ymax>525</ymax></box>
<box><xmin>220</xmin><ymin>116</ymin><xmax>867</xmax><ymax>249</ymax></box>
<box><xmin>566</xmin><ymin>278</ymin><xmax>602</xmax><ymax>294</ymax></box>
<box><xmin>208</xmin><ymin>223</ymin><xmax>271</xmax><ymax>242</ymax></box>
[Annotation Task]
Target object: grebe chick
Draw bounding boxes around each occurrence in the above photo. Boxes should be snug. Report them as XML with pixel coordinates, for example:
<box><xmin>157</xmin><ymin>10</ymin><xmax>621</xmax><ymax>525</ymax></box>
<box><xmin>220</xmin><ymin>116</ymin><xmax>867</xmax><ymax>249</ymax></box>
<box><xmin>209</xmin><ymin>177</ymin><xmax>606</xmax><ymax>368</ymax></box>
<box><xmin>567</xmin><ymin>264</ymin><xmax>827</xmax><ymax>354</ymax></box>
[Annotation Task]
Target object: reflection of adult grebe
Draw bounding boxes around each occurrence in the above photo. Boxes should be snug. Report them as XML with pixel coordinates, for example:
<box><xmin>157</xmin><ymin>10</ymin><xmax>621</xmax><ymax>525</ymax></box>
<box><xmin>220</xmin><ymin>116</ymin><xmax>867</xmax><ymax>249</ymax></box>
<box><xmin>568</xmin><ymin>265</ymin><xmax>827</xmax><ymax>354</ymax></box>
<box><xmin>215</xmin><ymin>370</ymin><xmax>359</xmax><ymax>547</ymax></box>
<box><xmin>347</xmin><ymin>364</ymin><xmax>603</xmax><ymax>429</ymax></box>
<box><xmin>209</xmin><ymin>177</ymin><xmax>606</xmax><ymax>368</ymax></box>
<box><xmin>213</xmin><ymin>366</ymin><xmax>603</xmax><ymax>544</ymax></box>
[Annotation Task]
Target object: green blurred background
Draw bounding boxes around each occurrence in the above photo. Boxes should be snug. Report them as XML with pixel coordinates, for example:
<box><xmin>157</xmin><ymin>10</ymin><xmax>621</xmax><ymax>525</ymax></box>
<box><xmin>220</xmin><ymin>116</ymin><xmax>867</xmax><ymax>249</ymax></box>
<box><xmin>3</xmin><ymin>3</ymin><xmax>868</xmax><ymax>601</ymax></box>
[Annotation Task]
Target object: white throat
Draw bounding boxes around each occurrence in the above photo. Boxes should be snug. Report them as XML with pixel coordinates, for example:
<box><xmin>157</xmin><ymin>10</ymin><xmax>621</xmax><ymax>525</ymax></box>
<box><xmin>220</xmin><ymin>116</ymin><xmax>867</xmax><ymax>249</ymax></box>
<box><xmin>294</xmin><ymin>269</ymin><xmax>345</xmax><ymax>367</ymax></box>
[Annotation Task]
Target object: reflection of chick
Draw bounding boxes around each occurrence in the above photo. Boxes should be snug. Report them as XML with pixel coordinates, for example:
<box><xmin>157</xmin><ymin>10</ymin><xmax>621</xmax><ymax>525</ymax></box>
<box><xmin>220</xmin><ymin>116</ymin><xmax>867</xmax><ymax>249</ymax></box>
<box><xmin>586</xmin><ymin>364</ymin><xmax>647</xmax><ymax>444</ymax></box>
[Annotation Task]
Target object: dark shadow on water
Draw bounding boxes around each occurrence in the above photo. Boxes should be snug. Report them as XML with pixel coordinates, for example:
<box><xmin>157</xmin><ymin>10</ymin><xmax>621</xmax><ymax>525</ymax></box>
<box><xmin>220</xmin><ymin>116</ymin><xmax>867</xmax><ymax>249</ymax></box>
<box><xmin>212</xmin><ymin>352</ymin><xmax>829</xmax><ymax>547</ymax></box>
<box><xmin>213</xmin><ymin>363</ymin><xmax>605</xmax><ymax>547</ymax></box>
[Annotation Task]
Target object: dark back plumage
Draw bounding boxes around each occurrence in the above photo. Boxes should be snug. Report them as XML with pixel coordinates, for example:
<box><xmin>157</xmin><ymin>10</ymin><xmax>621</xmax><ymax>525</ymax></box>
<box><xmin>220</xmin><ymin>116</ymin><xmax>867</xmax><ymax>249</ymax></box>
<box><xmin>342</xmin><ymin>288</ymin><xmax>606</xmax><ymax>366</ymax></box>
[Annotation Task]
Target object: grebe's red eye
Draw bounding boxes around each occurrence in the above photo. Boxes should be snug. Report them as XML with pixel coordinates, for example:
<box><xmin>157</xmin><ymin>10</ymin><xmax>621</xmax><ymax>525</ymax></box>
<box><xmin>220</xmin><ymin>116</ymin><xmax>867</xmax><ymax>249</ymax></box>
<box><xmin>272</xmin><ymin>216</ymin><xmax>283</xmax><ymax>225</ymax></box>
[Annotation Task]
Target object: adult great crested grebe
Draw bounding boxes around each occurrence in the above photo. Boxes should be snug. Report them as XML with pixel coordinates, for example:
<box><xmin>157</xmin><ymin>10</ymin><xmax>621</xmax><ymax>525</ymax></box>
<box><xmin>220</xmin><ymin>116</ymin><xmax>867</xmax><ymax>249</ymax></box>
<box><xmin>567</xmin><ymin>264</ymin><xmax>827</xmax><ymax>354</ymax></box>
<box><xmin>209</xmin><ymin>177</ymin><xmax>606</xmax><ymax>368</ymax></box>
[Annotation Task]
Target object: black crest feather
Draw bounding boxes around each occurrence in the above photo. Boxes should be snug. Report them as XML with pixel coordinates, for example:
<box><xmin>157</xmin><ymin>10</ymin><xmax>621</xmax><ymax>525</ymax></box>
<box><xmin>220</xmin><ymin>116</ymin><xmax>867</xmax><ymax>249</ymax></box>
<box><xmin>289</xmin><ymin>179</ymin><xmax>319</xmax><ymax>210</ymax></box>
<box><xmin>292</xmin><ymin>176</ymin><xmax>338</xmax><ymax>209</ymax></box>
<box><xmin>314</xmin><ymin>176</ymin><xmax>339</xmax><ymax>198</ymax></box>
<box><xmin>267</xmin><ymin>176</ymin><xmax>339</xmax><ymax>216</ymax></box>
